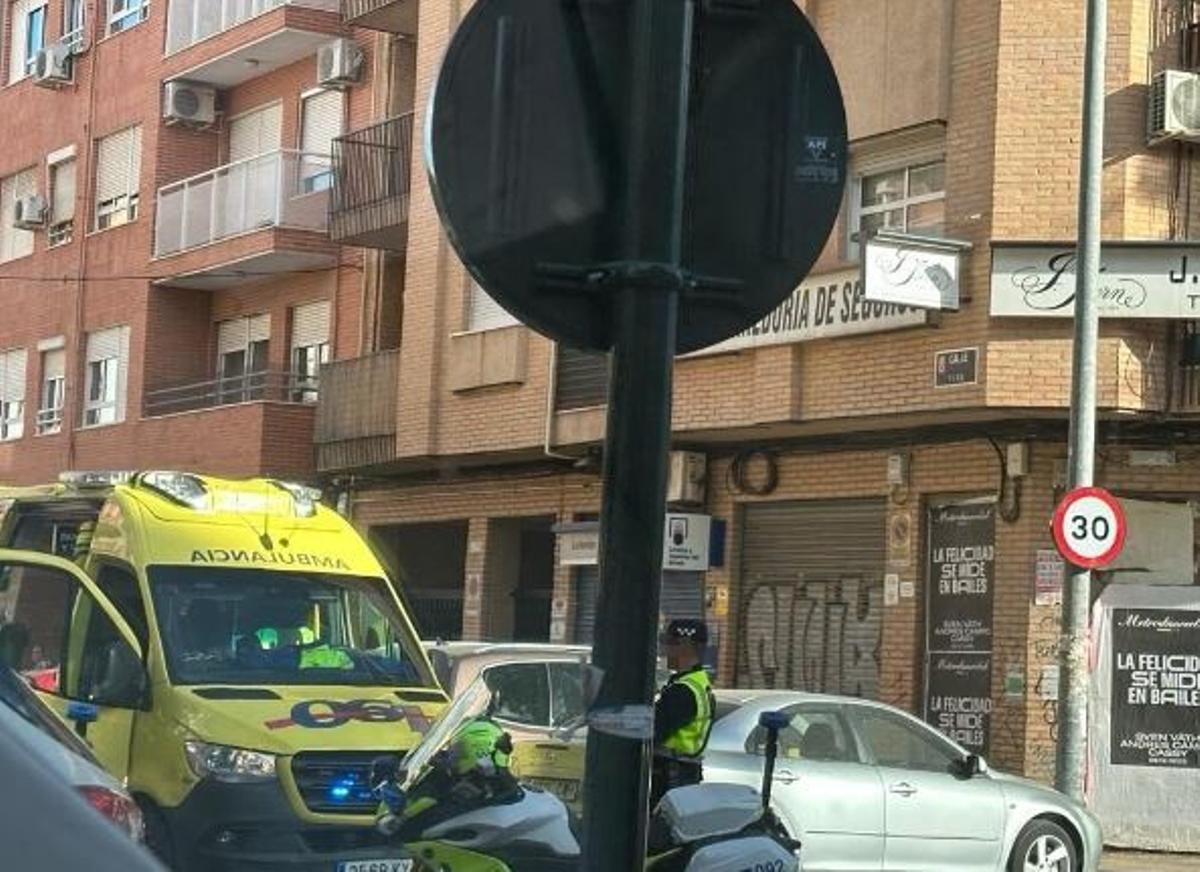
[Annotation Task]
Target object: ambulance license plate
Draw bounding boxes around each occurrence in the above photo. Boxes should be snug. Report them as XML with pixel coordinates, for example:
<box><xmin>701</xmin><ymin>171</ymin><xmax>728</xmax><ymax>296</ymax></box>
<box><xmin>337</xmin><ymin>860</ymin><xmax>413</xmax><ymax>872</ymax></box>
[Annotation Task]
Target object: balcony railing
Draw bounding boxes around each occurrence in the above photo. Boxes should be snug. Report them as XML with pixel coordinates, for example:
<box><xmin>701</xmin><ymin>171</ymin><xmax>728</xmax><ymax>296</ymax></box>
<box><xmin>155</xmin><ymin>150</ymin><xmax>330</xmax><ymax>258</ymax></box>
<box><xmin>166</xmin><ymin>0</ymin><xmax>337</xmax><ymax>54</ymax></box>
<box><xmin>340</xmin><ymin>0</ymin><xmax>415</xmax><ymax>32</ymax></box>
<box><xmin>330</xmin><ymin>114</ymin><xmax>413</xmax><ymax>250</ymax></box>
<box><xmin>144</xmin><ymin>371</ymin><xmax>316</xmax><ymax>417</ymax></box>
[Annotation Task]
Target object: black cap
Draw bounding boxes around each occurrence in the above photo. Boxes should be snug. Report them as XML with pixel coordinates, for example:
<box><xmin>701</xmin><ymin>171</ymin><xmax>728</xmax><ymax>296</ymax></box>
<box><xmin>665</xmin><ymin>619</ymin><xmax>708</xmax><ymax>645</ymax></box>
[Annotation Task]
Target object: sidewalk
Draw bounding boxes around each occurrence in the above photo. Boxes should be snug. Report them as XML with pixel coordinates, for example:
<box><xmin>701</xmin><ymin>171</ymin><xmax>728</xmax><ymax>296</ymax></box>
<box><xmin>1101</xmin><ymin>850</ymin><xmax>1200</xmax><ymax>871</ymax></box>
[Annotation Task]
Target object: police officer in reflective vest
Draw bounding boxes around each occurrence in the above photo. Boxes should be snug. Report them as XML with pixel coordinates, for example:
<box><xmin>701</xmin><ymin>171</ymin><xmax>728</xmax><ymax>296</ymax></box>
<box><xmin>651</xmin><ymin>619</ymin><xmax>715</xmax><ymax>807</ymax></box>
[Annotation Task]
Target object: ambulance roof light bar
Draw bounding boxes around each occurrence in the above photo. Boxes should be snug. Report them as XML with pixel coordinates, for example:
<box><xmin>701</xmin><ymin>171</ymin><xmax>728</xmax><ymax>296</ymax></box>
<box><xmin>58</xmin><ymin>471</ymin><xmax>137</xmax><ymax>489</ymax></box>
<box><xmin>270</xmin><ymin>480</ymin><xmax>322</xmax><ymax>519</ymax></box>
<box><xmin>137</xmin><ymin>471</ymin><xmax>209</xmax><ymax>511</ymax></box>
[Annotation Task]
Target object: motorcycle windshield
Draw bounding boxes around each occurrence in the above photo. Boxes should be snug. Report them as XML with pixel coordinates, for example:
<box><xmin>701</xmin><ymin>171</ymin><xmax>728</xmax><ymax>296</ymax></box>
<box><xmin>399</xmin><ymin>676</ymin><xmax>491</xmax><ymax>792</ymax></box>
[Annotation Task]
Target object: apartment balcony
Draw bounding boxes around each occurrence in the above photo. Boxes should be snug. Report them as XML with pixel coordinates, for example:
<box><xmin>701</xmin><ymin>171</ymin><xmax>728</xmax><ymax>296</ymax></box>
<box><xmin>140</xmin><ymin>372</ymin><xmax>316</xmax><ymax>478</ymax></box>
<box><xmin>315</xmin><ymin>351</ymin><xmax>399</xmax><ymax>472</ymax></box>
<box><xmin>341</xmin><ymin>0</ymin><xmax>417</xmax><ymax>34</ymax></box>
<box><xmin>164</xmin><ymin>0</ymin><xmax>341</xmax><ymax>88</ymax></box>
<box><xmin>153</xmin><ymin>150</ymin><xmax>338</xmax><ymax>291</ymax></box>
<box><xmin>330</xmin><ymin>114</ymin><xmax>414</xmax><ymax>251</ymax></box>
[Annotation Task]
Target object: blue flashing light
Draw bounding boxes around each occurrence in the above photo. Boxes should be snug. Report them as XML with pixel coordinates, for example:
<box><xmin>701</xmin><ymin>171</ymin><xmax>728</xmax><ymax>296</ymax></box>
<box><xmin>328</xmin><ymin>774</ymin><xmax>364</xmax><ymax>804</ymax></box>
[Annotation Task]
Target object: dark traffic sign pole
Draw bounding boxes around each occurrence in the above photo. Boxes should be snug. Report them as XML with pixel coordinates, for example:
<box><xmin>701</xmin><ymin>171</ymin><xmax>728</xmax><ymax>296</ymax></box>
<box><xmin>582</xmin><ymin>0</ymin><xmax>692</xmax><ymax>866</ymax></box>
<box><xmin>425</xmin><ymin>0</ymin><xmax>846</xmax><ymax>865</ymax></box>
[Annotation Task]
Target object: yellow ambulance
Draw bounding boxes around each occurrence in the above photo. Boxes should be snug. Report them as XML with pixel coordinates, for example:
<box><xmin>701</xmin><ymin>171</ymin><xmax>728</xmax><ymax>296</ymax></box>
<box><xmin>0</xmin><ymin>471</ymin><xmax>447</xmax><ymax>872</ymax></box>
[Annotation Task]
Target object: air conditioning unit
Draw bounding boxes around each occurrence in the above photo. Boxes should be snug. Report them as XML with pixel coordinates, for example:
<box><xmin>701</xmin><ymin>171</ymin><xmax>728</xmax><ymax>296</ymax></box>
<box><xmin>317</xmin><ymin>38</ymin><xmax>363</xmax><ymax>88</ymax></box>
<box><xmin>163</xmin><ymin>80</ymin><xmax>217</xmax><ymax>127</ymax></box>
<box><xmin>32</xmin><ymin>41</ymin><xmax>72</xmax><ymax>88</ymax></box>
<box><xmin>13</xmin><ymin>194</ymin><xmax>48</xmax><ymax>230</ymax></box>
<box><xmin>666</xmin><ymin>451</ymin><xmax>707</xmax><ymax>506</ymax></box>
<box><xmin>1148</xmin><ymin>69</ymin><xmax>1200</xmax><ymax>144</ymax></box>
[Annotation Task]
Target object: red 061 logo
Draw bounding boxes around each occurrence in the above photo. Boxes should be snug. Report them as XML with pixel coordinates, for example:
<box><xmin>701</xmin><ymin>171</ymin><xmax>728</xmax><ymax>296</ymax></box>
<box><xmin>1051</xmin><ymin>486</ymin><xmax>1127</xmax><ymax>569</ymax></box>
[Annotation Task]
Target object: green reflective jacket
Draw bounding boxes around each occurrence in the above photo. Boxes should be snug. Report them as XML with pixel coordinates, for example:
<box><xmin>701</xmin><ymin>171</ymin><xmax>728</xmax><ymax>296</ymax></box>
<box><xmin>660</xmin><ymin>667</ymin><xmax>714</xmax><ymax>759</ymax></box>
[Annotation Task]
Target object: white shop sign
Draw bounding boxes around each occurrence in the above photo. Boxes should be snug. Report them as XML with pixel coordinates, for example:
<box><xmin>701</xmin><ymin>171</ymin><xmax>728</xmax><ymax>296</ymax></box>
<box><xmin>692</xmin><ymin>269</ymin><xmax>927</xmax><ymax>356</ymax></box>
<box><xmin>863</xmin><ymin>232</ymin><xmax>970</xmax><ymax>310</ymax></box>
<box><xmin>556</xmin><ymin>514</ymin><xmax>712</xmax><ymax>571</ymax></box>
<box><xmin>991</xmin><ymin>242</ymin><xmax>1200</xmax><ymax>318</ymax></box>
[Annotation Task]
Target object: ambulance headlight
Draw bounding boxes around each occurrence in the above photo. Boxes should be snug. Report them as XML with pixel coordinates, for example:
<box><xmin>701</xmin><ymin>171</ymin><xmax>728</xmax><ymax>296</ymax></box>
<box><xmin>184</xmin><ymin>741</ymin><xmax>276</xmax><ymax>783</ymax></box>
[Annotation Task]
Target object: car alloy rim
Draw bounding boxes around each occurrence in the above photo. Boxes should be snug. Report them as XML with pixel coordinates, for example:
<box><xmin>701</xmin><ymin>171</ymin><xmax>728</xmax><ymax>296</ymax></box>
<box><xmin>1024</xmin><ymin>833</ymin><xmax>1071</xmax><ymax>872</ymax></box>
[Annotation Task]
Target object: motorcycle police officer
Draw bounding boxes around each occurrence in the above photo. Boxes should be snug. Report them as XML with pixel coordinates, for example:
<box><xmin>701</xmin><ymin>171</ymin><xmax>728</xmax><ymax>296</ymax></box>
<box><xmin>651</xmin><ymin>619</ymin><xmax>715</xmax><ymax>806</ymax></box>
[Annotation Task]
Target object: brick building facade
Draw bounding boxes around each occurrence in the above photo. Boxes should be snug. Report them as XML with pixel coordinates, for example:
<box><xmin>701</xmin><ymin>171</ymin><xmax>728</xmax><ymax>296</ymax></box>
<box><xmin>5</xmin><ymin>0</ymin><xmax>1200</xmax><ymax>785</ymax></box>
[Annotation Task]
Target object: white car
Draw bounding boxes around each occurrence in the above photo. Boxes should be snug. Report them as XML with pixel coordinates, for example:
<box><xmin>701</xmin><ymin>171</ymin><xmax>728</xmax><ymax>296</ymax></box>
<box><xmin>0</xmin><ymin>665</ymin><xmax>144</xmax><ymax>842</ymax></box>
<box><xmin>705</xmin><ymin>689</ymin><xmax>1103</xmax><ymax>872</ymax></box>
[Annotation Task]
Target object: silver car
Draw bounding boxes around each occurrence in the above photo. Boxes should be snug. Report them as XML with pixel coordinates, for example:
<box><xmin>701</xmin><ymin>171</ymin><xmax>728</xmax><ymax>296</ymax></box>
<box><xmin>704</xmin><ymin>690</ymin><xmax>1102</xmax><ymax>872</ymax></box>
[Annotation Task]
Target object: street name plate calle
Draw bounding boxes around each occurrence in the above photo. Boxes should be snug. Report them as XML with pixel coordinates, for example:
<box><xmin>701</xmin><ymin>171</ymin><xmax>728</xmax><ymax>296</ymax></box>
<box><xmin>426</xmin><ymin>0</ymin><xmax>847</xmax><ymax>353</ymax></box>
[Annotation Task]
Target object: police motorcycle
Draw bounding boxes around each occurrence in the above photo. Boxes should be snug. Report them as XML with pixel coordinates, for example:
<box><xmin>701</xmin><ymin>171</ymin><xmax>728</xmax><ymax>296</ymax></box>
<box><xmin>371</xmin><ymin>669</ymin><xmax>801</xmax><ymax>871</ymax></box>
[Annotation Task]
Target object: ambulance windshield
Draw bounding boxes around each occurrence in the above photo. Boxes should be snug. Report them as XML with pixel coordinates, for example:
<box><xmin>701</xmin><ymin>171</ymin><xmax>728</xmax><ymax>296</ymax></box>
<box><xmin>149</xmin><ymin>567</ymin><xmax>436</xmax><ymax>688</ymax></box>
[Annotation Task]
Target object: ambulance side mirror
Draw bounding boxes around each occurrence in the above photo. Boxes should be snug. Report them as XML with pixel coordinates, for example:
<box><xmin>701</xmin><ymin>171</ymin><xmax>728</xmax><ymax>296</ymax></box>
<box><xmin>92</xmin><ymin>641</ymin><xmax>148</xmax><ymax>710</ymax></box>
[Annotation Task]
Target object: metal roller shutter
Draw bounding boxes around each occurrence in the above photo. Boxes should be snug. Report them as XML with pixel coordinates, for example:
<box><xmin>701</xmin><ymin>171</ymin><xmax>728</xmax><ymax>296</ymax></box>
<box><xmin>1</xmin><ymin>349</ymin><xmax>27</xmax><ymax>404</ymax></box>
<box><xmin>217</xmin><ymin>314</ymin><xmax>270</xmax><ymax>356</ymax></box>
<box><xmin>95</xmin><ymin>127</ymin><xmax>141</xmax><ymax>207</ymax></box>
<box><xmin>573</xmin><ymin>565</ymin><xmax>599</xmax><ymax>645</ymax></box>
<box><xmin>291</xmin><ymin>301</ymin><xmax>330</xmax><ymax>351</ymax></box>
<box><xmin>466</xmin><ymin>280</ymin><xmax>518</xmax><ymax>332</ymax></box>
<box><xmin>660</xmin><ymin>571</ymin><xmax>703</xmax><ymax>623</ymax></box>
<box><xmin>229</xmin><ymin>103</ymin><xmax>282</xmax><ymax>162</ymax></box>
<box><xmin>555</xmin><ymin>346</ymin><xmax>609</xmax><ymax>411</ymax></box>
<box><xmin>736</xmin><ymin>499</ymin><xmax>886</xmax><ymax>697</ymax></box>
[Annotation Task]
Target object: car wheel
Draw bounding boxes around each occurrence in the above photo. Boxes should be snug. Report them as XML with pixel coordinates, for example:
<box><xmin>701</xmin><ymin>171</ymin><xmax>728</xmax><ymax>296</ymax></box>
<box><xmin>1009</xmin><ymin>819</ymin><xmax>1078</xmax><ymax>872</ymax></box>
<box><xmin>137</xmin><ymin>798</ymin><xmax>175</xmax><ymax>869</ymax></box>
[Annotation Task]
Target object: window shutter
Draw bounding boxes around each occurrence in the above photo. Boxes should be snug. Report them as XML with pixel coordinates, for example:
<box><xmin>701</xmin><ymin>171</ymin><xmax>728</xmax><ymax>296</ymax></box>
<box><xmin>467</xmin><ymin>280</ymin><xmax>518</xmax><ymax>331</ymax></box>
<box><xmin>43</xmin><ymin>347</ymin><xmax>64</xmax><ymax>381</ymax></box>
<box><xmin>95</xmin><ymin>126</ymin><xmax>141</xmax><ymax>205</ymax></box>
<box><xmin>111</xmin><ymin>326</ymin><xmax>129</xmax><ymax>422</ymax></box>
<box><xmin>248</xmin><ymin>313</ymin><xmax>270</xmax><ymax>344</ymax></box>
<box><xmin>51</xmin><ymin>158</ymin><xmax>75</xmax><ymax>222</ymax></box>
<box><xmin>8</xmin><ymin>0</ymin><xmax>30</xmax><ymax>84</ymax></box>
<box><xmin>217</xmin><ymin>314</ymin><xmax>271</xmax><ymax>355</ymax></box>
<box><xmin>86</xmin><ymin>325</ymin><xmax>122</xmax><ymax>363</ymax></box>
<box><xmin>291</xmin><ymin>301</ymin><xmax>330</xmax><ymax>351</ymax></box>
<box><xmin>229</xmin><ymin>103</ymin><xmax>282</xmax><ymax>163</ymax></box>
<box><xmin>217</xmin><ymin>318</ymin><xmax>248</xmax><ymax>356</ymax></box>
<box><xmin>300</xmin><ymin>89</ymin><xmax>344</xmax><ymax>157</ymax></box>
<box><xmin>1</xmin><ymin>169</ymin><xmax>35</xmax><ymax>261</ymax></box>
<box><xmin>1</xmin><ymin>349</ymin><xmax>26</xmax><ymax>402</ymax></box>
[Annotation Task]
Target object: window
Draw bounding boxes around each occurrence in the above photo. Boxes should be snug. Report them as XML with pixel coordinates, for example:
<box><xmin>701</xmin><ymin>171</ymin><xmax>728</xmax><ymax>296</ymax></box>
<box><xmin>36</xmin><ymin>346</ymin><xmax>64</xmax><ymax>434</ymax></box>
<box><xmin>467</xmin><ymin>280</ymin><xmax>519</xmax><ymax>332</ymax></box>
<box><xmin>0</xmin><ymin>167</ymin><xmax>35</xmax><ymax>262</ymax></box>
<box><xmin>7</xmin><ymin>0</ymin><xmax>46</xmax><ymax>83</ymax></box>
<box><xmin>299</xmin><ymin>88</ymin><xmax>344</xmax><ymax>193</ymax></box>
<box><xmin>107</xmin><ymin>0</ymin><xmax>147</xmax><ymax>34</ymax></box>
<box><xmin>746</xmin><ymin>706</ymin><xmax>857</xmax><ymax>762</ymax></box>
<box><xmin>850</xmin><ymin>706</ymin><xmax>959</xmax><ymax>773</ymax></box>
<box><xmin>0</xmin><ymin>559</ymin><xmax>142</xmax><ymax>708</ymax></box>
<box><xmin>62</xmin><ymin>0</ymin><xmax>84</xmax><ymax>49</ymax></box>
<box><xmin>484</xmin><ymin>663</ymin><xmax>551</xmax><ymax>727</ymax></box>
<box><xmin>94</xmin><ymin>125</ymin><xmax>141</xmax><ymax>230</ymax></box>
<box><xmin>852</xmin><ymin>159</ymin><xmax>945</xmax><ymax>254</ymax></box>
<box><xmin>548</xmin><ymin>661</ymin><xmax>590</xmax><ymax>728</ymax></box>
<box><xmin>48</xmin><ymin>153</ymin><xmax>75</xmax><ymax>247</ymax></box>
<box><xmin>216</xmin><ymin>314</ymin><xmax>270</xmax><ymax>404</ymax></box>
<box><xmin>83</xmin><ymin>325</ymin><xmax>128</xmax><ymax>427</ymax></box>
<box><xmin>94</xmin><ymin>563</ymin><xmax>148</xmax><ymax>651</ymax></box>
<box><xmin>0</xmin><ymin>348</ymin><xmax>26</xmax><ymax>441</ymax></box>
<box><xmin>290</xmin><ymin>300</ymin><xmax>330</xmax><ymax>403</ymax></box>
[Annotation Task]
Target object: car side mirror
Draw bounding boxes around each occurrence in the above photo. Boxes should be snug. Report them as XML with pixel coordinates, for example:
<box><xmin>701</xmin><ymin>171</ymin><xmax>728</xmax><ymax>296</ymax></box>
<box><xmin>92</xmin><ymin>642</ymin><xmax>148</xmax><ymax>710</ymax></box>
<box><xmin>960</xmin><ymin>753</ymin><xmax>989</xmax><ymax>777</ymax></box>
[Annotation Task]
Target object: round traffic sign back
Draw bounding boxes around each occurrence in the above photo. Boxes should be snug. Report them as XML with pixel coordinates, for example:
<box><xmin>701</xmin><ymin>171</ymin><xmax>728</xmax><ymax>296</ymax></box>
<box><xmin>426</xmin><ymin>0</ymin><xmax>847</xmax><ymax>353</ymax></box>
<box><xmin>1051</xmin><ymin>486</ymin><xmax>1127</xmax><ymax>569</ymax></box>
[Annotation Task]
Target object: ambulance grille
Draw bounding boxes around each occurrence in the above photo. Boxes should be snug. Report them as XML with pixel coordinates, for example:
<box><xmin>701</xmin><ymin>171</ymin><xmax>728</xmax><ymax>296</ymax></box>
<box><xmin>291</xmin><ymin>751</ymin><xmax>401</xmax><ymax>815</ymax></box>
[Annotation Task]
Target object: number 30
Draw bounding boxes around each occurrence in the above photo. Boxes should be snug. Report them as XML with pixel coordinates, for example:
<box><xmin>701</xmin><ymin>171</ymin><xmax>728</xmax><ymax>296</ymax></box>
<box><xmin>1070</xmin><ymin>514</ymin><xmax>1109</xmax><ymax>541</ymax></box>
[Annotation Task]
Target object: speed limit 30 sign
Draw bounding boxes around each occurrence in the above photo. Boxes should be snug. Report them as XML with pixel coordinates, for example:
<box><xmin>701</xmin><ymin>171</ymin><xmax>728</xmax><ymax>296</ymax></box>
<box><xmin>1051</xmin><ymin>486</ymin><xmax>1128</xmax><ymax>569</ymax></box>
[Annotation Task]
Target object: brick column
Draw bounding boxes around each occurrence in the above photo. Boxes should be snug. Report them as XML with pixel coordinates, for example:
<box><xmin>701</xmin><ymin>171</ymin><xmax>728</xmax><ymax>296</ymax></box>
<box><xmin>461</xmin><ymin>517</ymin><xmax>489</xmax><ymax>640</ymax></box>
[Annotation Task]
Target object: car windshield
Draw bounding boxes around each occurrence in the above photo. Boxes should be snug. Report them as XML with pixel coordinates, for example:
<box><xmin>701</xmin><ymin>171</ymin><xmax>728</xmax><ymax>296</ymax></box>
<box><xmin>149</xmin><ymin>566</ymin><xmax>435</xmax><ymax>688</ymax></box>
